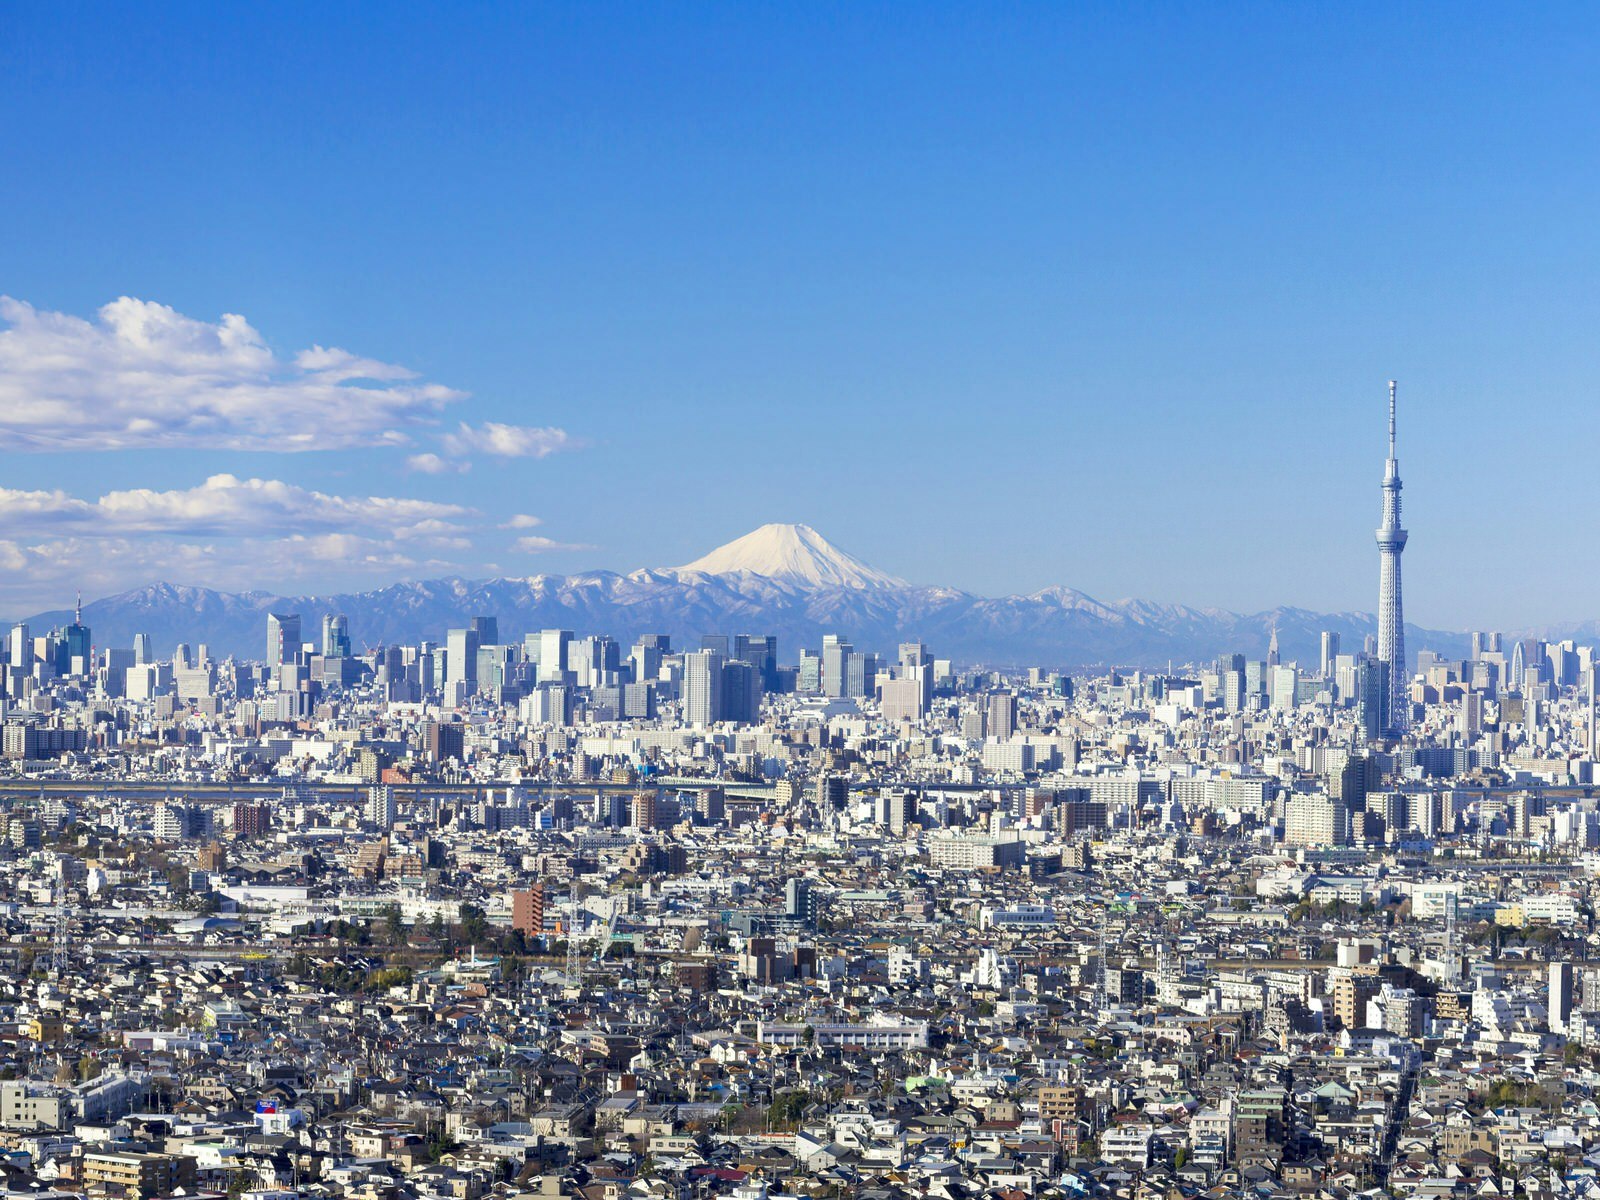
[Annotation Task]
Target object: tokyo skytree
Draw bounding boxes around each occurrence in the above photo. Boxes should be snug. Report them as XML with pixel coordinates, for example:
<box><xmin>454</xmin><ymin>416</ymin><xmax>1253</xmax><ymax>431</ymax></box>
<box><xmin>1375</xmin><ymin>380</ymin><xmax>1408</xmax><ymax>734</ymax></box>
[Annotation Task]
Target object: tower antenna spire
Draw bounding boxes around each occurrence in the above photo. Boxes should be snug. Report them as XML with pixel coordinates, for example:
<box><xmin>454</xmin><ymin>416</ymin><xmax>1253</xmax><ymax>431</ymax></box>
<box><xmin>1388</xmin><ymin>380</ymin><xmax>1397</xmax><ymax>459</ymax></box>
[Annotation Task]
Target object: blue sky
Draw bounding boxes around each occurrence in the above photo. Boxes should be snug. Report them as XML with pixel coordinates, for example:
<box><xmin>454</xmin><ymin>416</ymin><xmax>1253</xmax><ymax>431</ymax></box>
<box><xmin>1</xmin><ymin>3</ymin><xmax>1597</xmax><ymax>628</ymax></box>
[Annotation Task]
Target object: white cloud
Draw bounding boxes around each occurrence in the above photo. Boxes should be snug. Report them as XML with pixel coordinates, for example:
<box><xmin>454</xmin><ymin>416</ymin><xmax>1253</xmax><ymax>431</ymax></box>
<box><xmin>405</xmin><ymin>452</ymin><xmax>470</xmax><ymax>475</ymax></box>
<box><xmin>0</xmin><ymin>296</ymin><xmax>465</xmax><ymax>451</ymax></box>
<box><xmin>0</xmin><ymin>296</ymin><xmax>588</xmax><ymax>469</ymax></box>
<box><xmin>514</xmin><ymin>534</ymin><xmax>594</xmax><ymax>553</ymax></box>
<box><xmin>0</xmin><ymin>475</ymin><xmax>587</xmax><ymax>610</ymax></box>
<box><xmin>439</xmin><ymin>422</ymin><xmax>579</xmax><ymax>459</ymax></box>
<box><xmin>0</xmin><ymin>474</ymin><xmax>472</xmax><ymax>539</ymax></box>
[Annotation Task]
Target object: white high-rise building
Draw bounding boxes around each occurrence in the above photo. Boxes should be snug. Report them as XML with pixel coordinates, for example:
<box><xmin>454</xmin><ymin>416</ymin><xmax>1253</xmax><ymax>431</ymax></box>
<box><xmin>8</xmin><ymin>623</ymin><xmax>29</xmax><ymax>668</ymax></box>
<box><xmin>365</xmin><ymin>786</ymin><xmax>397</xmax><ymax>830</ymax></box>
<box><xmin>683</xmin><ymin>650</ymin><xmax>723</xmax><ymax>727</ymax></box>
<box><xmin>266</xmin><ymin>612</ymin><xmax>301</xmax><ymax>677</ymax></box>
<box><xmin>446</xmin><ymin>627</ymin><xmax>480</xmax><ymax>689</ymax></box>
<box><xmin>538</xmin><ymin>629</ymin><xmax>573</xmax><ymax>680</ymax></box>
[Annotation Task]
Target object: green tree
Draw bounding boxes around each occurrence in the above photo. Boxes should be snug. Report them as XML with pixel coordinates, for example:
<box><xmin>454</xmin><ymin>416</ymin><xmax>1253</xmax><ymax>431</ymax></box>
<box><xmin>767</xmin><ymin>1090</ymin><xmax>810</xmax><ymax>1129</ymax></box>
<box><xmin>458</xmin><ymin>903</ymin><xmax>489</xmax><ymax>946</ymax></box>
<box><xmin>382</xmin><ymin>904</ymin><xmax>406</xmax><ymax>945</ymax></box>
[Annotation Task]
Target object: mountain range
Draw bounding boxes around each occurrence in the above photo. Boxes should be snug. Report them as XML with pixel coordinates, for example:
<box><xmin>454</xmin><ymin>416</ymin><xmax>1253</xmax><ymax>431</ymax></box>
<box><xmin>24</xmin><ymin>522</ymin><xmax>1482</xmax><ymax>668</ymax></box>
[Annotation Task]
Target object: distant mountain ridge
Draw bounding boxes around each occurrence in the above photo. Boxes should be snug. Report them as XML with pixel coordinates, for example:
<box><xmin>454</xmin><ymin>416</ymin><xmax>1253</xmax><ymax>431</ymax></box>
<box><xmin>23</xmin><ymin>524</ymin><xmax>1479</xmax><ymax>667</ymax></box>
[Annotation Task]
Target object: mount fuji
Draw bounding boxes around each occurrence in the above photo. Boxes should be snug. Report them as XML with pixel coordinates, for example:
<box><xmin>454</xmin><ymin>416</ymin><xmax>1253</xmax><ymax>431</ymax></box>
<box><xmin>667</xmin><ymin>522</ymin><xmax>908</xmax><ymax>590</ymax></box>
<box><xmin>22</xmin><ymin>523</ymin><xmax>1470</xmax><ymax>667</ymax></box>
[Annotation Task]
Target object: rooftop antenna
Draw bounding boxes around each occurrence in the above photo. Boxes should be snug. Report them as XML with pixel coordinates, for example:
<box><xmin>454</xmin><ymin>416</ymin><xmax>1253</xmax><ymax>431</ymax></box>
<box><xmin>75</xmin><ymin>591</ymin><xmax>82</xmax><ymax>624</ymax></box>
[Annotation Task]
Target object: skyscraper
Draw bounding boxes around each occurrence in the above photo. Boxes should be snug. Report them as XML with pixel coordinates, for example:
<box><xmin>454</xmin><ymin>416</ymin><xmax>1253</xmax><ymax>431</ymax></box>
<box><xmin>266</xmin><ymin>612</ymin><xmax>301</xmax><ymax>675</ymax></box>
<box><xmin>9</xmin><ymin>622</ymin><xmax>30</xmax><ymax>668</ymax></box>
<box><xmin>683</xmin><ymin>649</ymin><xmax>724</xmax><ymax>727</ymax></box>
<box><xmin>732</xmin><ymin>635</ymin><xmax>778</xmax><ymax>691</ymax></box>
<box><xmin>321</xmin><ymin>613</ymin><xmax>352</xmax><ymax>658</ymax></box>
<box><xmin>62</xmin><ymin>594</ymin><xmax>91</xmax><ymax>675</ymax></box>
<box><xmin>538</xmin><ymin>629</ymin><xmax>573</xmax><ymax>679</ymax></box>
<box><xmin>720</xmin><ymin>658</ymin><xmax>761</xmax><ymax>725</ymax></box>
<box><xmin>446</xmin><ymin>627</ymin><xmax>480</xmax><ymax>689</ymax></box>
<box><xmin>1375</xmin><ymin>381</ymin><xmax>1408</xmax><ymax>735</ymax></box>
<box><xmin>1589</xmin><ymin>665</ymin><xmax>1598</xmax><ymax>760</ymax></box>
<box><xmin>821</xmin><ymin>636</ymin><xmax>851</xmax><ymax>698</ymax></box>
<box><xmin>1355</xmin><ymin>656</ymin><xmax>1389</xmax><ymax>744</ymax></box>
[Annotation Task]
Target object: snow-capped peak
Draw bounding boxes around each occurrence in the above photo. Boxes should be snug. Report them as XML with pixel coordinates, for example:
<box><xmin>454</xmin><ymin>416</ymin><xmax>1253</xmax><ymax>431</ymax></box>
<box><xmin>667</xmin><ymin>523</ymin><xmax>908</xmax><ymax>590</ymax></box>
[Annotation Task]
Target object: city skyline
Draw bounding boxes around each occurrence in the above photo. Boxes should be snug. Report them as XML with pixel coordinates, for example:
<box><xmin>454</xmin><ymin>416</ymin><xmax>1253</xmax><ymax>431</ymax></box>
<box><xmin>7</xmin><ymin>9</ymin><xmax>1600</xmax><ymax>1188</ymax></box>
<box><xmin>4</xmin><ymin>7</ymin><xmax>1600</xmax><ymax>628</ymax></box>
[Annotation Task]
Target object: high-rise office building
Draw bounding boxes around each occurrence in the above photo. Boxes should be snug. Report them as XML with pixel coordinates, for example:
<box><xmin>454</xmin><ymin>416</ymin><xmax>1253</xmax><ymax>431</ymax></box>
<box><xmin>630</xmin><ymin>639</ymin><xmax>663</xmax><ymax>686</ymax></box>
<box><xmin>797</xmin><ymin>650</ymin><xmax>821</xmax><ymax>693</ymax></box>
<box><xmin>1590</xmin><ymin>666</ymin><xmax>1598</xmax><ymax>760</ymax></box>
<box><xmin>470</xmin><ymin>615</ymin><xmax>499</xmax><ymax>646</ymax></box>
<box><xmin>845</xmin><ymin>651</ymin><xmax>875</xmax><ymax>698</ymax></box>
<box><xmin>1269</xmin><ymin>665</ymin><xmax>1298</xmax><ymax>712</ymax></box>
<box><xmin>1356</xmin><ymin>656</ymin><xmax>1389</xmax><ymax>743</ymax></box>
<box><xmin>266</xmin><ymin>613</ymin><xmax>301</xmax><ymax>675</ymax></box>
<box><xmin>132</xmin><ymin>632</ymin><xmax>153</xmax><ymax>665</ymax></box>
<box><xmin>821</xmin><ymin>636</ymin><xmax>851</xmax><ymax>698</ymax></box>
<box><xmin>881</xmin><ymin>677</ymin><xmax>926</xmax><ymax>722</ymax></box>
<box><xmin>721</xmin><ymin>659</ymin><xmax>761</xmax><ymax>726</ymax></box>
<box><xmin>733</xmin><ymin>635</ymin><xmax>778</xmax><ymax>691</ymax></box>
<box><xmin>446</xmin><ymin>627</ymin><xmax>480</xmax><ymax>689</ymax></box>
<box><xmin>1375</xmin><ymin>381</ymin><xmax>1408</xmax><ymax>735</ymax></box>
<box><xmin>8</xmin><ymin>622</ymin><xmax>29</xmax><ymax>668</ymax></box>
<box><xmin>1319</xmin><ymin>631</ymin><xmax>1340</xmax><ymax>679</ymax></box>
<box><xmin>1217</xmin><ymin>653</ymin><xmax>1246</xmax><ymax>713</ymax></box>
<box><xmin>321</xmin><ymin>613</ymin><xmax>352</xmax><ymax>658</ymax></box>
<box><xmin>987</xmin><ymin>691</ymin><xmax>1018</xmax><ymax>740</ymax></box>
<box><xmin>538</xmin><ymin>629</ymin><xmax>573</xmax><ymax>679</ymax></box>
<box><xmin>683</xmin><ymin>650</ymin><xmax>724</xmax><ymax>727</ymax></box>
<box><xmin>61</xmin><ymin>595</ymin><xmax>91</xmax><ymax>675</ymax></box>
